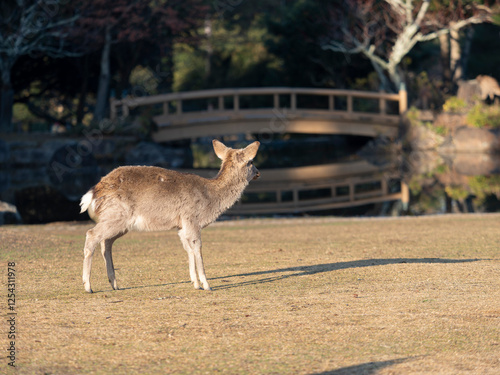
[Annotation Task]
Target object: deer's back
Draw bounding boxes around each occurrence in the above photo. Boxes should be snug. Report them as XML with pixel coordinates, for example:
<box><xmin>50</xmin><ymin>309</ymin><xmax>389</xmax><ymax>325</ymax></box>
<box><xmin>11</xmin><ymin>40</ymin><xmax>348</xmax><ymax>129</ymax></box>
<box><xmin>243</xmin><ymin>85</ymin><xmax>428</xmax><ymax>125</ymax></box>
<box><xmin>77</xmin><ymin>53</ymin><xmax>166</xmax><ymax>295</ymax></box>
<box><xmin>92</xmin><ymin>166</ymin><xmax>213</xmax><ymax>231</ymax></box>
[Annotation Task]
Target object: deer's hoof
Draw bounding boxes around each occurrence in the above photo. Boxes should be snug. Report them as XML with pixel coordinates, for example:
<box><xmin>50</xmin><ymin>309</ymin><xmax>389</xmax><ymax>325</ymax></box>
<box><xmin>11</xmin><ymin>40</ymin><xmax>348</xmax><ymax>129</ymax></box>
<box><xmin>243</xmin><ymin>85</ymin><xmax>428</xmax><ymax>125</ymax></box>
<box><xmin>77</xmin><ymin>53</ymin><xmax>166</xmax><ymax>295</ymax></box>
<box><xmin>83</xmin><ymin>282</ymin><xmax>93</xmax><ymax>293</ymax></box>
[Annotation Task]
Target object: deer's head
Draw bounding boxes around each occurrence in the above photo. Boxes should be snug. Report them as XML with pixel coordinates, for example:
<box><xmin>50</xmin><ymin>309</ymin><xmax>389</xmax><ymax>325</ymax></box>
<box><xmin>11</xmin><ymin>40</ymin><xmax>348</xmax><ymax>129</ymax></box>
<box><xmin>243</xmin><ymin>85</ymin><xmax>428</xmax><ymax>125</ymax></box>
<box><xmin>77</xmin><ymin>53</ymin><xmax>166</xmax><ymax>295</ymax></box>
<box><xmin>213</xmin><ymin>139</ymin><xmax>260</xmax><ymax>182</ymax></box>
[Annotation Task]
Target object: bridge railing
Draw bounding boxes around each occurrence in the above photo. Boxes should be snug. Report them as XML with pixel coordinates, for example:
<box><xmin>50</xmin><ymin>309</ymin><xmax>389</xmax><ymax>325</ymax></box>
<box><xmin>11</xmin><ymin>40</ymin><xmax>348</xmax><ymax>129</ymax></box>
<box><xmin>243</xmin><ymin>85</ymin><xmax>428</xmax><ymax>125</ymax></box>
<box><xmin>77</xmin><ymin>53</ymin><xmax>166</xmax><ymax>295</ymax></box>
<box><xmin>174</xmin><ymin>162</ymin><xmax>410</xmax><ymax>215</ymax></box>
<box><xmin>110</xmin><ymin>87</ymin><xmax>407</xmax><ymax>126</ymax></box>
<box><xmin>229</xmin><ymin>174</ymin><xmax>408</xmax><ymax>214</ymax></box>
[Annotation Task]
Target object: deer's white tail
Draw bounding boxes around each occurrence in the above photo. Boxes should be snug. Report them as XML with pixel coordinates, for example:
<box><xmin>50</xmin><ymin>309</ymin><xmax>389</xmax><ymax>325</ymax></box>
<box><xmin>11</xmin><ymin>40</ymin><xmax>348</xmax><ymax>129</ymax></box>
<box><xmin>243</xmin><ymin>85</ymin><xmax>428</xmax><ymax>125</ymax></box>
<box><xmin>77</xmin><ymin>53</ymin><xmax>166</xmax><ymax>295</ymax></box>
<box><xmin>80</xmin><ymin>190</ymin><xmax>93</xmax><ymax>214</ymax></box>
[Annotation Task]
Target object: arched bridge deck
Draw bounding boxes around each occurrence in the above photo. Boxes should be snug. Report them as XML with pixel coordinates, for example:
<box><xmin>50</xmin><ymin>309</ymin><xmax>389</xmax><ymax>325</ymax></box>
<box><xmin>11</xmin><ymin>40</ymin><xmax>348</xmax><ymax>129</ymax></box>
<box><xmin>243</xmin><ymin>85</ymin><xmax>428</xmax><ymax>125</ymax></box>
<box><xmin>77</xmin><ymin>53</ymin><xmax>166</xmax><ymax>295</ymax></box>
<box><xmin>110</xmin><ymin>87</ymin><xmax>407</xmax><ymax>141</ymax></box>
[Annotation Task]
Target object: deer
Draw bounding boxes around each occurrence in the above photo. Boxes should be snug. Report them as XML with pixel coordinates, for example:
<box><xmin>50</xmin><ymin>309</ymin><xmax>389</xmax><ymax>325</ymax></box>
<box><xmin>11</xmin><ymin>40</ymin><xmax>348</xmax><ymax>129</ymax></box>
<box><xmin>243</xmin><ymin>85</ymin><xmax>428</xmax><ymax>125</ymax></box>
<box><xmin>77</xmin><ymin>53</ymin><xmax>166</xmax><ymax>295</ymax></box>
<box><xmin>79</xmin><ymin>139</ymin><xmax>260</xmax><ymax>293</ymax></box>
<box><xmin>476</xmin><ymin>75</ymin><xmax>500</xmax><ymax>103</ymax></box>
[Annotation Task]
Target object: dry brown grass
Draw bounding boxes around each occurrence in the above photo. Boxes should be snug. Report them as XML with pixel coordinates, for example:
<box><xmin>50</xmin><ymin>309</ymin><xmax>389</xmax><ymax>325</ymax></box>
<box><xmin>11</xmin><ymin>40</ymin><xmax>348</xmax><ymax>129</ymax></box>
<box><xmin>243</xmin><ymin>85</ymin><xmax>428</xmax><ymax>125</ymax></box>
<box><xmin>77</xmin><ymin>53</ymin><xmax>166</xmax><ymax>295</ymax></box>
<box><xmin>1</xmin><ymin>214</ymin><xmax>499</xmax><ymax>374</ymax></box>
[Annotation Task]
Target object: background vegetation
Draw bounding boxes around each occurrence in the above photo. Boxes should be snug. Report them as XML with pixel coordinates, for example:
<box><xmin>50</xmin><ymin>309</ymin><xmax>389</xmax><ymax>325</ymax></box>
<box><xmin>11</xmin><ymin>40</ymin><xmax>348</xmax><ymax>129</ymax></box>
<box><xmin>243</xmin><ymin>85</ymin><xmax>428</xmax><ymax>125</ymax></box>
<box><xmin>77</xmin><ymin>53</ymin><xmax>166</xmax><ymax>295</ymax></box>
<box><xmin>1</xmin><ymin>0</ymin><xmax>500</xmax><ymax>133</ymax></box>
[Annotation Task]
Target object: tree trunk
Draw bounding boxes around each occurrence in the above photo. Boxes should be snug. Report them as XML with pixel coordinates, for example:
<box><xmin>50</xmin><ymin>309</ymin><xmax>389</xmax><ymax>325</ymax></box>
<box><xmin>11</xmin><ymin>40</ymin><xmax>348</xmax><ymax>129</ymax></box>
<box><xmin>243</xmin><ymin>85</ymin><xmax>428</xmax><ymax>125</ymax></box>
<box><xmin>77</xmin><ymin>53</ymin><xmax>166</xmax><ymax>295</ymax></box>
<box><xmin>387</xmin><ymin>64</ymin><xmax>402</xmax><ymax>92</ymax></box>
<box><xmin>0</xmin><ymin>60</ymin><xmax>14</xmax><ymax>133</ymax></box>
<box><xmin>460</xmin><ymin>27</ymin><xmax>475</xmax><ymax>81</ymax></box>
<box><xmin>450</xmin><ymin>23</ymin><xmax>462</xmax><ymax>83</ymax></box>
<box><xmin>76</xmin><ymin>55</ymin><xmax>90</xmax><ymax>124</ymax></box>
<box><xmin>370</xmin><ymin>59</ymin><xmax>391</xmax><ymax>92</ymax></box>
<box><xmin>161</xmin><ymin>48</ymin><xmax>174</xmax><ymax>93</ymax></box>
<box><xmin>0</xmin><ymin>87</ymin><xmax>13</xmax><ymax>133</ymax></box>
<box><xmin>204</xmin><ymin>18</ymin><xmax>213</xmax><ymax>84</ymax></box>
<box><xmin>439</xmin><ymin>32</ymin><xmax>452</xmax><ymax>90</ymax></box>
<box><xmin>116</xmin><ymin>44</ymin><xmax>141</xmax><ymax>99</ymax></box>
<box><xmin>93</xmin><ymin>25</ymin><xmax>112</xmax><ymax>122</ymax></box>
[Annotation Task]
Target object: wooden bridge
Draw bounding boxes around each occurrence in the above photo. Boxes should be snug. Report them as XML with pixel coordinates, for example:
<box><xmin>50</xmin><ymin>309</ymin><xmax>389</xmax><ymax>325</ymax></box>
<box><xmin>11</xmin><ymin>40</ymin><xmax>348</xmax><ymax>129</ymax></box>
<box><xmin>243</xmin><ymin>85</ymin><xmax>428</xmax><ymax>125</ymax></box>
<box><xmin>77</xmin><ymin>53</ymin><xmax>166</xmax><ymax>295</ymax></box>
<box><xmin>110</xmin><ymin>87</ymin><xmax>408</xmax><ymax>214</ymax></box>
<box><xmin>176</xmin><ymin>160</ymin><xmax>409</xmax><ymax>215</ymax></box>
<box><xmin>110</xmin><ymin>87</ymin><xmax>407</xmax><ymax>141</ymax></box>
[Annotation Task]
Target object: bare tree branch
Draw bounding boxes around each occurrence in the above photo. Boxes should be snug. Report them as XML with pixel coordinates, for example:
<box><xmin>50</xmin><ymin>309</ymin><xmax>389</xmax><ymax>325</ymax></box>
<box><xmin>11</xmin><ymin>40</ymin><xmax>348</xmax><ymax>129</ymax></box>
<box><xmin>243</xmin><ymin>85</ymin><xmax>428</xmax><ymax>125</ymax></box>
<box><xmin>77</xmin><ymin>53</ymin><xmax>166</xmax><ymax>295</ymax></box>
<box><xmin>386</xmin><ymin>0</ymin><xmax>411</xmax><ymax>22</ymax></box>
<box><xmin>321</xmin><ymin>0</ymin><xmax>496</xmax><ymax>91</ymax></box>
<box><xmin>0</xmin><ymin>0</ymin><xmax>81</xmax><ymax>131</ymax></box>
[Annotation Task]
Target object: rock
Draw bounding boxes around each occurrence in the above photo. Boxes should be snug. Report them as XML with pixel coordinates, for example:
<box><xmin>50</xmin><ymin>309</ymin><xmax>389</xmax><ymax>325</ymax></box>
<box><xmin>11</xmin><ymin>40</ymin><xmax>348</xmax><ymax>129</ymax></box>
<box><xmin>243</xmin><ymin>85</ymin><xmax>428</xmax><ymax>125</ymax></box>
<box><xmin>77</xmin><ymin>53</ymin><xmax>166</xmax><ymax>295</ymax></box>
<box><xmin>404</xmin><ymin>151</ymin><xmax>444</xmax><ymax>176</ymax></box>
<box><xmin>437</xmin><ymin>135</ymin><xmax>455</xmax><ymax>154</ymax></box>
<box><xmin>6</xmin><ymin>139</ymin><xmax>70</xmax><ymax>166</ymax></box>
<box><xmin>357</xmin><ymin>136</ymin><xmax>401</xmax><ymax>168</ymax></box>
<box><xmin>452</xmin><ymin>127</ymin><xmax>500</xmax><ymax>153</ymax></box>
<box><xmin>457</xmin><ymin>79</ymin><xmax>481</xmax><ymax>105</ymax></box>
<box><xmin>450</xmin><ymin>153</ymin><xmax>500</xmax><ymax>175</ymax></box>
<box><xmin>0</xmin><ymin>201</ymin><xmax>22</xmax><ymax>225</ymax></box>
<box><xmin>91</xmin><ymin>138</ymin><xmax>118</xmax><ymax>160</ymax></box>
<box><xmin>434</xmin><ymin>113</ymin><xmax>467</xmax><ymax>135</ymax></box>
<box><xmin>405</xmin><ymin>122</ymin><xmax>445</xmax><ymax>151</ymax></box>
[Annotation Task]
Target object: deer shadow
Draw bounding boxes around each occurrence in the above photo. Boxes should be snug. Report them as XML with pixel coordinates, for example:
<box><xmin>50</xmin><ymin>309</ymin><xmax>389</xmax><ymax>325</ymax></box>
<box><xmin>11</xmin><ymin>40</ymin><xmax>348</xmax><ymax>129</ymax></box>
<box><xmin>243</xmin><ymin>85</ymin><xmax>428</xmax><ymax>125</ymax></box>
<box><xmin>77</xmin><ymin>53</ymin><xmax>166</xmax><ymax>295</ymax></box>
<box><xmin>309</xmin><ymin>356</ymin><xmax>421</xmax><ymax>375</ymax></box>
<box><xmin>210</xmin><ymin>257</ymin><xmax>483</xmax><ymax>291</ymax></box>
<box><xmin>97</xmin><ymin>257</ymin><xmax>483</xmax><ymax>293</ymax></box>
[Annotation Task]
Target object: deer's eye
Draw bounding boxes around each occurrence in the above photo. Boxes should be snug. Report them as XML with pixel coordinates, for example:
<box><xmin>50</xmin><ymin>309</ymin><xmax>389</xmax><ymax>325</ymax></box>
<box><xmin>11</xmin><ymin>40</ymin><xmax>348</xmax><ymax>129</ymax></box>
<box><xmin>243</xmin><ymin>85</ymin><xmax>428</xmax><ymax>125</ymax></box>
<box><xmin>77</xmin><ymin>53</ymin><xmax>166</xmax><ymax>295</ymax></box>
<box><xmin>248</xmin><ymin>160</ymin><xmax>253</xmax><ymax>166</ymax></box>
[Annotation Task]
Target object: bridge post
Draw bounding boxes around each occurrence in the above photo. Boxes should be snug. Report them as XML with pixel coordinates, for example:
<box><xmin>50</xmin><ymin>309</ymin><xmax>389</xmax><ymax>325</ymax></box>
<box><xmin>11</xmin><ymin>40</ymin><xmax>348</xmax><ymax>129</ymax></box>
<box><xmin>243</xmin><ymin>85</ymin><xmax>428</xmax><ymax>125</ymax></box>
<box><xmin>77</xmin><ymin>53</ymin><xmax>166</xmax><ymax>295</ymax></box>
<box><xmin>347</xmin><ymin>95</ymin><xmax>353</xmax><ymax>114</ymax></box>
<box><xmin>176</xmin><ymin>100</ymin><xmax>182</xmax><ymax>115</ymax></box>
<box><xmin>234</xmin><ymin>94</ymin><xmax>239</xmax><ymax>111</ymax></box>
<box><xmin>122</xmin><ymin>102</ymin><xmax>129</xmax><ymax>118</ymax></box>
<box><xmin>398</xmin><ymin>83</ymin><xmax>408</xmax><ymax>114</ymax></box>
<box><xmin>293</xmin><ymin>189</ymin><xmax>299</xmax><ymax>207</ymax></box>
<box><xmin>110</xmin><ymin>98</ymin><xmax>117</xmax><ymax>120</ymax></box>
<box><xmin>328</xmin><ymin>95</ymin><xmax>334</xmax><ymax>111</ymax></box>
<box><xmin>379</xmin><ymin>95</ymin><xmax>387</xmax><ymax>115</ymax></box>
<box><xmin>276</xmin><ymin>190</ymin><xmax>282</xmax><ymax>203</ymax></box>
<box><xmin>401</xmin><ymin>181</ymin><xmax>410</xmax><ymax>211</ymax></box>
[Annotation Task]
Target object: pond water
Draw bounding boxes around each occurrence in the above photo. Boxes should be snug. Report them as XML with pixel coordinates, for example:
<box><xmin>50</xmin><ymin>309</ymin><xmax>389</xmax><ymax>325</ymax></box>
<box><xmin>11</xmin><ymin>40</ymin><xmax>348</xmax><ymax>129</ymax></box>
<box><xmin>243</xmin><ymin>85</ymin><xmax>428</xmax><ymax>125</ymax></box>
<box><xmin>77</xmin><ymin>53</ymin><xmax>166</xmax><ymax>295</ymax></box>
<box><xmin>1</xmin><ymin>134</ymin><xmax>499</xmax><ymax>224</ymax></box>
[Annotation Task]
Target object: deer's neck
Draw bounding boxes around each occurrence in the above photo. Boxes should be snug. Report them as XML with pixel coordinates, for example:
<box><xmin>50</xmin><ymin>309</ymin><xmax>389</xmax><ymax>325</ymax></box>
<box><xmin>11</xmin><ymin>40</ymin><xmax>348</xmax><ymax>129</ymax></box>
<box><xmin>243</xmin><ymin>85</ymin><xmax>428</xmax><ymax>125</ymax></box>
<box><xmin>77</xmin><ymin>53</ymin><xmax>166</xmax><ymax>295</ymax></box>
<box><xmin>209</xmin><ymin>162</ymin><xmax>249</xmax><ymax>216</ymax></box>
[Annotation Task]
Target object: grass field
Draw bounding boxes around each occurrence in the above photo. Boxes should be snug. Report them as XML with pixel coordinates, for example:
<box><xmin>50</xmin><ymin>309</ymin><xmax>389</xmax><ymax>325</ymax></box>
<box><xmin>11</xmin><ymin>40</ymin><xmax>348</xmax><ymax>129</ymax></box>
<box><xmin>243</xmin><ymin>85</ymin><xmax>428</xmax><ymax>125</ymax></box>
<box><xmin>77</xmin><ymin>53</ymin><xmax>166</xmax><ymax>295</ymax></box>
<box><xmin>1</xmin><ymin>214</ymin><xmax>499</xmax><ymax>374</ymax></box>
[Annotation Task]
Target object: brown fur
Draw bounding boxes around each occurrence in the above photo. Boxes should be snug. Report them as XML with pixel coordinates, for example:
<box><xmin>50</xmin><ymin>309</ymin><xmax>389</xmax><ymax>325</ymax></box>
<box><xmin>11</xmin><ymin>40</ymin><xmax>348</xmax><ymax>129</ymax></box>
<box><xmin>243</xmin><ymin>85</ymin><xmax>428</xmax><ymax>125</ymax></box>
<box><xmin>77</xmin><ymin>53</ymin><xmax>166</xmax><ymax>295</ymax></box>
<box><xmin>80</xmin><ymin>140</ymin><xmax>260</xmax><ymax>292</ymax></box>
<box><xmin>476</xmin><ymin>75</ymin><xmax>500</xmax><ymax>102</ymax></box>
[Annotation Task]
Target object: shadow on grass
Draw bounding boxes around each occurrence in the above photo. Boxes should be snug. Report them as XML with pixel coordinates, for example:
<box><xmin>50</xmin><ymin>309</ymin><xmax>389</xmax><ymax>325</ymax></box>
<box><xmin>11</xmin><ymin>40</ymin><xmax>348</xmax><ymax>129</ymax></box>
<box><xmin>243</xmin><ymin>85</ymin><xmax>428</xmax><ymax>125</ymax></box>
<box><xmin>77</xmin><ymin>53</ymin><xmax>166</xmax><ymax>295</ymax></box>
<box><xmin>310</xmin><ymin>356</ymin><xmax>416</xmax><ymax>375</ymax></box>
<box><xmin>211</xmin><ymin>258</ymin><xmax>483</xmax><ymax>291</ymax></box>
<box><xmin>93</xmin><ymin>258</ymin><xmax>482</xmax><ymax>293</ymax></box>
<box><xmin>116</xmin><ymin>280</ymin><xmax>190</xmax><ymax>292</ymax></box>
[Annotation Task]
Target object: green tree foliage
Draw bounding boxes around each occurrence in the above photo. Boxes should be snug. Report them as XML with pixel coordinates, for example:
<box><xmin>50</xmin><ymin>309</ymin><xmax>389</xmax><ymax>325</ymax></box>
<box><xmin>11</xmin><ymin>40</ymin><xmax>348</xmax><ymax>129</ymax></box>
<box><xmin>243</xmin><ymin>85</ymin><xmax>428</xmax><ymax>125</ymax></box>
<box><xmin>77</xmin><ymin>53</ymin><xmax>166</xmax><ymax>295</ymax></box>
<box><xmin>4</xmin><ymin>0</ymin><xmax>500</xmax><ymax>131</ymax></box>
<box><xmin>265</xmin><ymin>0</ymin><xmax>373</xmax><ymax>88</ymax></box>
<box><xmin>173</xmin><ymin>15</ymin><xmax>282</xmax><ymax>91</ymax></box>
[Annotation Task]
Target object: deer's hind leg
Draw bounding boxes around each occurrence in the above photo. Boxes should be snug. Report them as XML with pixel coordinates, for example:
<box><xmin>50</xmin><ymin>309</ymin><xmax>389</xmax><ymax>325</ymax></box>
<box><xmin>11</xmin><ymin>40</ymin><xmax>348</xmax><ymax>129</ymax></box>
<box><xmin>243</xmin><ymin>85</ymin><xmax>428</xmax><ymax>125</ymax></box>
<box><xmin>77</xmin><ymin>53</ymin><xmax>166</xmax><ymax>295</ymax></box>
<box><xmin>83</xmin><ymin>221</ymin><xmax>125</xmax><ymax>293</ymax></box>
<box><xmin>100</xmin><ymin>231</ymin><xmax>127</xmax><ymax>290</ymax></box>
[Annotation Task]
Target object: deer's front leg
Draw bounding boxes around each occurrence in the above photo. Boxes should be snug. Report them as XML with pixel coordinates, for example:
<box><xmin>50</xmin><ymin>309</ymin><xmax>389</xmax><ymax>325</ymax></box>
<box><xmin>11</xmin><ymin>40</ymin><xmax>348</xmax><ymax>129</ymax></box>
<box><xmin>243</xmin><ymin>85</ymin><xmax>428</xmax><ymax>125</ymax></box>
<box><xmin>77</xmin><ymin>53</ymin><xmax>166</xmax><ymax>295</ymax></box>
<box><xmin>178</xmin><ymin>225</ymin><xmax>211</xmax><ymax>291</ymax></box>
<box><xmin>178</xmin><ymin>228</ymin><xmax>201</xmax><ymax>289</ymax></box>
<box><xmin>191</xmin><ymin>236</ymin><xmax>211</xmax><ymax>291</ymax></box>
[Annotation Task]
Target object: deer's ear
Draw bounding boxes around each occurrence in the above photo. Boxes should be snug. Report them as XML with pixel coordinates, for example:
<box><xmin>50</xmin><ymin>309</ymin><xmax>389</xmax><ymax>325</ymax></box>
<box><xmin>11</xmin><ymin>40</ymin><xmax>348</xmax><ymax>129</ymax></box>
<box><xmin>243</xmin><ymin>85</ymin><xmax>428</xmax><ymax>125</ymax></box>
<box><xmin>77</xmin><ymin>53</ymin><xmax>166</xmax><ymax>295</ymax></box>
<box><xmin>213</xmin><ymin>139</ymin><xmax>229</xmax><ymax>160</ymax></box>
<box><xmin>243</xmin><ymin>141</ymin><xmax>260</xmax><ymax>160</ymax></box>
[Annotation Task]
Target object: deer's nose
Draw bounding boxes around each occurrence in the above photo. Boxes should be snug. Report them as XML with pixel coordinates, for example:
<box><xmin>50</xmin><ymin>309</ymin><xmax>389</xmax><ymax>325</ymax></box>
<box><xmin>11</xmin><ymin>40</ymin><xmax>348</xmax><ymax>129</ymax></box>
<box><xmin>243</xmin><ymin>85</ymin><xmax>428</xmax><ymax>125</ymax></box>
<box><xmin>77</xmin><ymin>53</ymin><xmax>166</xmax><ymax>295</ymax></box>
<box><xmin>253</xmin><ymin>170</ymin><xmax>260</xmax><ymax>180</ymax></box>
